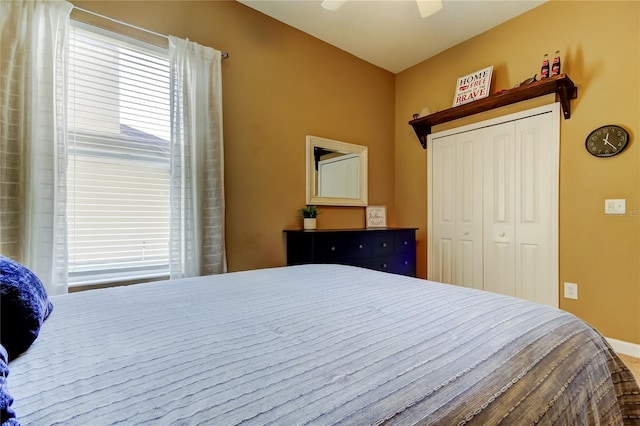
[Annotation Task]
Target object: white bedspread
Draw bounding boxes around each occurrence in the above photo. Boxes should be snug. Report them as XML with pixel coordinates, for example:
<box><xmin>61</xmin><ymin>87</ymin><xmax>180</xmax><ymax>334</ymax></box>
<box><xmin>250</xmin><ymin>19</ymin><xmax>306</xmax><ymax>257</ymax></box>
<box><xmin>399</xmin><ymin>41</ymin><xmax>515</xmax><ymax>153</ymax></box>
<box><xmin>9</xmin><ymin>265</ymin><xmax>640</xmax><ymax>425</ymax></box>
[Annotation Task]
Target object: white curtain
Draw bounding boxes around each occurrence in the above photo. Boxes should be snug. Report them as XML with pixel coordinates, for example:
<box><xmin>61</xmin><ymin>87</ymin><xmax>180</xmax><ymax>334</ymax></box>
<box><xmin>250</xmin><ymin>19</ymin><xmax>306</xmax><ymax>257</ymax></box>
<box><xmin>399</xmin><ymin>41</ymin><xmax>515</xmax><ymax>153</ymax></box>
<box><xmin>168</xmin><ymin>36</ymin><xmax>226</xmax><ymax>278</ymax></box>
<box><xmin>0</xmin><ymin>0</ymin><xmax>72</xmax><ymax>295</ymax></box>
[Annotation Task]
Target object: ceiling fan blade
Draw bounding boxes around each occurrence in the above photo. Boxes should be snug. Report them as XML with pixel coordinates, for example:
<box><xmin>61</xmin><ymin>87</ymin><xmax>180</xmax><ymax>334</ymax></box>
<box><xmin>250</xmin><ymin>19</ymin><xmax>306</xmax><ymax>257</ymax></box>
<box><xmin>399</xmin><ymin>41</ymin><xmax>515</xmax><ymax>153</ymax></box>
<box><xmin>321</xmin><ymin>0</ymin><xmax>347</xmax><ymax>11</ymax></box>
<box><xmin>416</xmin><ymin>0</ymin><xmax>443</xmax><ymax>18</ymax></box>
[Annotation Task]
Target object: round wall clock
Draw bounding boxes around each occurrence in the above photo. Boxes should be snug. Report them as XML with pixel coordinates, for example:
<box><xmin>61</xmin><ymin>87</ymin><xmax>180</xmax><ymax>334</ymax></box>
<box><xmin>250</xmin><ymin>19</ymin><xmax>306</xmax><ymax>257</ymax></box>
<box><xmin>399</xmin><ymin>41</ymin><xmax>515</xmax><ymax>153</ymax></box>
<box><xmin>585</xmin><ymin>125</ymin><xmax>630</xmax><ymax>157</ymax></box>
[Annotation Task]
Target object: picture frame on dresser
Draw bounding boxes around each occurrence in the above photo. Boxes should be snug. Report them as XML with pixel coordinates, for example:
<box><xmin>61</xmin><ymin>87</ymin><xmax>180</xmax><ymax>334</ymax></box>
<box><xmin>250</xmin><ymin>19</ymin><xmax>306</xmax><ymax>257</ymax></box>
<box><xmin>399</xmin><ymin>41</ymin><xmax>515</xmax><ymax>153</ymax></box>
<box><xmin>365</xmin><ymin>205</ymin><xmax>387</xmax><ymax>228</ymax></box>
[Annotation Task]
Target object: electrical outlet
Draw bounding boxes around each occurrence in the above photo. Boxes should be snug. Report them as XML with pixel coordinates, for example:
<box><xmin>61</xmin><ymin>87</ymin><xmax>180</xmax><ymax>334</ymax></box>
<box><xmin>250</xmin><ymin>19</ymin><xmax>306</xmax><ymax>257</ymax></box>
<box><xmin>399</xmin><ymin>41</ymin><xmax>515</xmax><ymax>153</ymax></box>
<box><xmin>564</xmin><ymin>282</ymin><xmax>578</xmax><ymax>300</ymax></box>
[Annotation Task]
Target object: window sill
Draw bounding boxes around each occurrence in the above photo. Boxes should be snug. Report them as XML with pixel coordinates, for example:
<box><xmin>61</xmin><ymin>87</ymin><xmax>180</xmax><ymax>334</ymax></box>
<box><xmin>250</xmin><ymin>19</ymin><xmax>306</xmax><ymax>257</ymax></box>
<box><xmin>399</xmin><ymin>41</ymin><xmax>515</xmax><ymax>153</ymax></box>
<box><xmin>68</xmin><ymin>269</ymin><xmax>169</xmax><ymax>288</ymax></box>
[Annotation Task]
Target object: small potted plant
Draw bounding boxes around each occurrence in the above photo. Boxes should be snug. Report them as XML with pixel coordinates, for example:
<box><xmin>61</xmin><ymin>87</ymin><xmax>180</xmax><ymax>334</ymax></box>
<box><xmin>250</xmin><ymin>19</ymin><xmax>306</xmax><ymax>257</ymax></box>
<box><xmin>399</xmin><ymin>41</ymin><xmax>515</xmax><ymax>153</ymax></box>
<box><xmin>299</xmin><ymin>205</ymin><xmax>320</xmax><ymax>230</ymax></box>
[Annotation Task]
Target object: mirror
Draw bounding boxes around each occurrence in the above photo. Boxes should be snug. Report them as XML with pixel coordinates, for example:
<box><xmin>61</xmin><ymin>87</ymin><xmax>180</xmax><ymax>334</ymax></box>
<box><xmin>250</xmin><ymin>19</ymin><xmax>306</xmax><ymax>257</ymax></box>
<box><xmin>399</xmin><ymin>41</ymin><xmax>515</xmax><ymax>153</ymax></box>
<box><xmin>306</xmin><ymin>135</ymin><xmax>368</xmax><ymax>206</ymax></box>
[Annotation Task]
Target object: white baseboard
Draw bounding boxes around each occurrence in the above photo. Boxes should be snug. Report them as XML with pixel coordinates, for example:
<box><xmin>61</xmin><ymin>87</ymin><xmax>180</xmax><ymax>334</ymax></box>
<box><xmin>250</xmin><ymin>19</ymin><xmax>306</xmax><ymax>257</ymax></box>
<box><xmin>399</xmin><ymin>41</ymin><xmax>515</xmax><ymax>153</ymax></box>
<box><xmin>606</xmin><ymin>337</ymin><xmax>640</xmax><ymax>358</ymax></box>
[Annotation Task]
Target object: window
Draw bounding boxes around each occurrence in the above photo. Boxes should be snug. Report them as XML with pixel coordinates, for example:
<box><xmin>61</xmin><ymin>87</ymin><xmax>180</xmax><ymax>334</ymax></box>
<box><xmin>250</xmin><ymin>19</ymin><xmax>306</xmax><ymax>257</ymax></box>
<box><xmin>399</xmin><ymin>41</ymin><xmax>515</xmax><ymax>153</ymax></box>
<box><xmin>67</xmin><ymin>23</ymin><xmax>171</xmax><ymax>285</ymax></box>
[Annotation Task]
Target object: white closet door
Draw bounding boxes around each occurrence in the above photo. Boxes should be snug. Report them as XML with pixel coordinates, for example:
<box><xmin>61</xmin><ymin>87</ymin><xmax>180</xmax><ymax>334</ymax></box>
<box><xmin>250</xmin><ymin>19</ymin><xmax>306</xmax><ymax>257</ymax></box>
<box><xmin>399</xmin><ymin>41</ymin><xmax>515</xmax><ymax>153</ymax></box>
<box><xmin>430</xmin><ymin>137</ymin><xmax>456</xmax><ymax>283</ymax></box>
<box><xmin>454</xmin><ymin>134</ymin><xmax>484</xmax><ymax>289</ymax></box>
<box><xmin>513</xmin><ymin>114</ymin><xmax>558</xmax><ymax>307</ymax></box>
<box><xmin>428</xmin><ymin>104</ymin><xmax>559</xmax><ymax>308</ymax></box>
<box><xmin>482</xmin><ymin>122</ymin><xmax>517</xmax><ymax>297</ymax></box>
<box><xmin>429</xmin><ymin>133</ymin><xmax>483</xmax><ymax>289</ymax></box>
<box><xmin>483</xmin><ymin>115</ymin><xmax>558</xmax><ymax>306</ymax></box>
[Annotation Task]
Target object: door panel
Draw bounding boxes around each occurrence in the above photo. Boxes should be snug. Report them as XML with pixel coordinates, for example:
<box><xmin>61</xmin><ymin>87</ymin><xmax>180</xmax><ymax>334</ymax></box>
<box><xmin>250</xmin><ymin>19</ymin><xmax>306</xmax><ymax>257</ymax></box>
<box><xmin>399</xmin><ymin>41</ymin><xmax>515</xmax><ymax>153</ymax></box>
<box><xmin>514</xmin><ymin>114</ymin><xmax>558</xmax><ymax>307</ymax></box>
<box><xmin>430</xmin><ymin>134</ymin><xmax>483</xmax><ymax>289</ymax></box>
<box><xmin>483</xmin><ymin>123</ymin><xmax>516</xmax><ymax>297</ymax></box>
<box><xmin>431</xmin><ymin>137</ymin><xmax>455</xmax><ymax>283</ymax></box>
<box><xmin>455</xmin><ymin>136</ymin><xmax>483</xmax><ymax>289</ymax></box>
<box><xmin>490</xmin><ymin>241</ymin><xmax>515</xmax><ymax>296</ymax></box>
<box><xmin>438</xmin><ymin>238</ymin><xmax>453</xmax><ymax>284</ymax></box>
<box><xmin>519</xmin><ymin>243</ymin><xmax>539</xmax><ymax>302</ymax></box>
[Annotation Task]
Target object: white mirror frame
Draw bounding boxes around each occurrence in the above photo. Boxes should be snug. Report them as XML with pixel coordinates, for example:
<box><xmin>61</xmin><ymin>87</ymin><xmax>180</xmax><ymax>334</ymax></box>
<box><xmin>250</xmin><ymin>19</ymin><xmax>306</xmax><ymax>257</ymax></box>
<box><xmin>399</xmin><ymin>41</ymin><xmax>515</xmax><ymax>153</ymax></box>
<box><xmin>306</xmin><ymin>135</ymin><xmax>368</xmax><ymax>207</ymax></box>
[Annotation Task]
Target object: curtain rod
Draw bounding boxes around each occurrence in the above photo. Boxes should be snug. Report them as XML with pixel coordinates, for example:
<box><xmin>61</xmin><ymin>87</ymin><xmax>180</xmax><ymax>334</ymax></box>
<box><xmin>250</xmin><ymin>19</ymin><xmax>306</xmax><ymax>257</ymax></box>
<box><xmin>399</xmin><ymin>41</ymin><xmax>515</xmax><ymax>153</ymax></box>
<box><xmin>72</xmin><ymin>6</ymin><xmax>229</xmax><ymax>59</ymax></box>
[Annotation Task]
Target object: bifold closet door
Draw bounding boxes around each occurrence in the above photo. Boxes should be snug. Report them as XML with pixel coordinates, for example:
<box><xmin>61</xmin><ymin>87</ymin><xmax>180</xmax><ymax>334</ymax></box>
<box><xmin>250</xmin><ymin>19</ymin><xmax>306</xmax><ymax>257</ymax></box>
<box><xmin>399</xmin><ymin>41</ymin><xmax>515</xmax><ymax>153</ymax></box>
<box><xmin>482</xmin><ymin>114</ymin><xmax>558</xmax><ymax>307</ymax></box>
<box><xmin>430</xmin><ymin>132</ymin><xmax>483</xmax><ymax>290</ymax></box>
<box><xmin>428</xmin><ymin>104</ymin><xmax>559</xmax><ymax>308</ymax></box>
<box><xmin>482</xmin><ymin>122</ymin><xmax>517</xmax><ymax>298</ymax></box>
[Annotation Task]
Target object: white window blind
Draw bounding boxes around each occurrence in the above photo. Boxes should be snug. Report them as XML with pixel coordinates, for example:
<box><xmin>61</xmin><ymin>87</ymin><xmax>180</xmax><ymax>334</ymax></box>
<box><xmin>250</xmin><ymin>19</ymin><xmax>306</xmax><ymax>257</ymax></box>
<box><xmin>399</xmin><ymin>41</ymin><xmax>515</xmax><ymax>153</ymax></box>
<box><xmin>67</xmin><ymin>22</ymin><xmax>171</xmax><ymax>285</ymax></box>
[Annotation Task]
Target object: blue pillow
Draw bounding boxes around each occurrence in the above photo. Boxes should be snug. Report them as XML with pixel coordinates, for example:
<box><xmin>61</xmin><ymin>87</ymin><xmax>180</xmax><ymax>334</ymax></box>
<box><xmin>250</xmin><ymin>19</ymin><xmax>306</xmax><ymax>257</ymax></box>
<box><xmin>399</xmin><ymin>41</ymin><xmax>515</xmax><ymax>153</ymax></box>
<box><xmin>0</xmin><ymin>256</ymin><xmax>53</xmax><ymax>361</ymax></box>
<box><xmin>0</xmin><ymin>344</ymin><xmax>19</xmax><ymax>426</ymax></box>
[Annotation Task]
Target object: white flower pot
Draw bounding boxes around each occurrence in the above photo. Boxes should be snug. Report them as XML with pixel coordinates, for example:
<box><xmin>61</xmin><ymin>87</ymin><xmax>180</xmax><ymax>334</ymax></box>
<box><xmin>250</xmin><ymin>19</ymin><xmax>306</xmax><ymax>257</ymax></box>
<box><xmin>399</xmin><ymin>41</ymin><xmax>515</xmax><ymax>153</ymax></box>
<box><xmin>303</xmin><ymin>218</ymin><xmax>317</xmax><ymax>230</ymax></box>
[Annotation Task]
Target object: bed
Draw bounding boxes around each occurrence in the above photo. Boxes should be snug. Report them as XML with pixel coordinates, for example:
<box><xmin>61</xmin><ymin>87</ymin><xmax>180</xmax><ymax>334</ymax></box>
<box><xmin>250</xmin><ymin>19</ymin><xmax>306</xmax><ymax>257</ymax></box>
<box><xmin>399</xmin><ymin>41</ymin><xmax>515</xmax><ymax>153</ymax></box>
<box><xmin>4</xmin><ymin>263</ymin><xmax>640</xmax><ymax>425</ymax></box>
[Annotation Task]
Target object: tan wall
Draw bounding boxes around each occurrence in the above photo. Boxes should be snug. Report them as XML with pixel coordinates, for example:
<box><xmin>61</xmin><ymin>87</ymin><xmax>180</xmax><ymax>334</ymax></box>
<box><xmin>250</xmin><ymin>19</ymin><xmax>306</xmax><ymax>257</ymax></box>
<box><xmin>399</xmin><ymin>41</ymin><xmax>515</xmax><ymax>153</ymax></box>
<box><xmin>396</xmin><ymin>0</ymin><xmax>640</xmax><ymax>344</ymax></box>
<box><xmin>71</xmin><ymin>0</ymin><xmax>396</xmax><ymax>271</ymax></box>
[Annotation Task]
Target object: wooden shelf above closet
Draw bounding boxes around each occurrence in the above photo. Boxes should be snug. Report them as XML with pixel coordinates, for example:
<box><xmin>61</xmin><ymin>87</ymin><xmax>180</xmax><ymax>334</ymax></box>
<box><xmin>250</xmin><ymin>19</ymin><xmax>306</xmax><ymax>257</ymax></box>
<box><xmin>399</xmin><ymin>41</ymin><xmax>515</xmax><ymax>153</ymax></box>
<box><xmin>409</xmin><ymin>73</ymin><xmax>578</xmax><ymax>148</ymax></box>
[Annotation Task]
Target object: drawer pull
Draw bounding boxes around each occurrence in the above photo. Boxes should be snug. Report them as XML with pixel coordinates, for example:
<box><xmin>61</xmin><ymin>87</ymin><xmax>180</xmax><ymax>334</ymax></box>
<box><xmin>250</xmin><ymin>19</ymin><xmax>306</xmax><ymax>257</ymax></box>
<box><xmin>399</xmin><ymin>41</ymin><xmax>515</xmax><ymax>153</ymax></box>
<box><xmin>358</xmin><ymin>244</ymin><xmax>363</xmax><ymax>249</ymax></box>
<box><xmin>381</xmin><ymin>243</ymin><xmax>387</xmax><ymax>248</ymax></box>
<box><xmin>331</xmin><ymin>246</ymin><xmax>336</xmax><ymax>251</ymax></box>
<box><xmin>382</xmin><ymin>263</ymin><xmax>387</xmax><ymax>269</ymax></box>
<box><xmin>403</xmin><ymin>241</ymin><xmax>408</xmax><ymax>245</ymax></box>
<box><xmin>404</xmin><ymin>261</ymin><xmax>408</xmax><ymax>265</ymax></box>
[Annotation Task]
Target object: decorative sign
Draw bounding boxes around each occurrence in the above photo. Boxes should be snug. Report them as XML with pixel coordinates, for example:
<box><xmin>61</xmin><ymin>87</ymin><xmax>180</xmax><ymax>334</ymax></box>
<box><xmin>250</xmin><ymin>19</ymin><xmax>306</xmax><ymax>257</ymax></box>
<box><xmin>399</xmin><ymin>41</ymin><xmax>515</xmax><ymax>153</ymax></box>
<box><xmin>452</xmin><ymin>65</ymin><xmax>493</xmax><ymax>107</ymax></box>
<box><xmin>366</xmin><ymin>205</ymin><xmax>387</xmax><ymax>228</ymax></box>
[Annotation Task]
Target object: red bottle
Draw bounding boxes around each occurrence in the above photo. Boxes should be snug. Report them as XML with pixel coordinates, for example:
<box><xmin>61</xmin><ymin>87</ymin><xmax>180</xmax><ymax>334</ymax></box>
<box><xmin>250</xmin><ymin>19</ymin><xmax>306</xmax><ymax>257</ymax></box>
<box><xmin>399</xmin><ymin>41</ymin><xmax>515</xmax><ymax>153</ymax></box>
<box><xmin>540</xmin><ymin>53</ymin><xmax>550</xmax><ymax>79</ymax></box>
<box><xmin>551</xmin><ymin>50</ymin><xmax>561</xmax><ymax>76</ymax></box>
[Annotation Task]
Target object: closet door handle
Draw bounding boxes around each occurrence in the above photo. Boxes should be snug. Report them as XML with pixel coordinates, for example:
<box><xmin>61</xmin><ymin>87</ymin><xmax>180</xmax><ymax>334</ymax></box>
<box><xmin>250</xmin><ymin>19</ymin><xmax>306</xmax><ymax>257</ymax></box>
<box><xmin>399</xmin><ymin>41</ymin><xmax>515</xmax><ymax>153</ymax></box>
<box><xmin>498</xmin><ymin>232</ymin><xmax>505</xmax><ymax>237</ymax></box>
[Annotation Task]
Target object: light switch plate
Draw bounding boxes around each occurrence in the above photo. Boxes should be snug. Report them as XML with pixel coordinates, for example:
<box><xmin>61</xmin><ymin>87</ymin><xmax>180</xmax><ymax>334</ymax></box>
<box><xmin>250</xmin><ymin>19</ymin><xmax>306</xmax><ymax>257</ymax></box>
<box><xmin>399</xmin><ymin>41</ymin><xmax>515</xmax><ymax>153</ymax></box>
<box><xmin>605</xmin><ymin>199</ymin><xmax>626</xmax><ymax>215</ymax></box>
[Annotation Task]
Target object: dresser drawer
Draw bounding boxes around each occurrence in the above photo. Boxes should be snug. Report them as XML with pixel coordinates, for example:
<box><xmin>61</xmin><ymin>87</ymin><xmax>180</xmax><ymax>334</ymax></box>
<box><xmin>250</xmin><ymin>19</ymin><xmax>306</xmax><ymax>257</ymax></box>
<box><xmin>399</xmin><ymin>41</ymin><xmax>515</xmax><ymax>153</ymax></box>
<box><xmin>316</xmin><ymin>233</ymin><xmax>371</xmax><ymax>261</ymax></box>
<box><xmin>395</xmin><ymin>231</ymin><xmax>415</xmax><ymax>254</ymax></box>
<box><xmin>368</xmin><ymin>254</ymin><xmax>416</xmax><ymax>276</ymax></box>
<box><xmin>369</xmin><ymin>234</ymin><xmax>395</xmax><ymax>256</ymax></box>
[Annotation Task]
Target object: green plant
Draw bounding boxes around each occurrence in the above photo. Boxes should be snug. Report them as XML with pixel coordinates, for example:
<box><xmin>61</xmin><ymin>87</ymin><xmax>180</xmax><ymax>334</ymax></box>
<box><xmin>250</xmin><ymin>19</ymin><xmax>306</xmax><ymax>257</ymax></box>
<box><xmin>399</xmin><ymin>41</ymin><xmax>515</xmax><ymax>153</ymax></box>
<box><xmin>299</xmin><ymin>205</ymin><xmax>320</xmax><ymax>218</ymax></box>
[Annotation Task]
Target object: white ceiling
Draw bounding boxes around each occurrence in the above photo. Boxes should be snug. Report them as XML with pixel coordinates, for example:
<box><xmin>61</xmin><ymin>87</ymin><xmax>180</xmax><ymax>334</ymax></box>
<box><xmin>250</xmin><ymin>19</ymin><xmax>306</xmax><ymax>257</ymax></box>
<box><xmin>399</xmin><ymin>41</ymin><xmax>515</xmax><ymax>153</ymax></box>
<box><xmin>238</xmin><ymin>0</ymin><xmax>547</xmax><ymax>74</ymax></box>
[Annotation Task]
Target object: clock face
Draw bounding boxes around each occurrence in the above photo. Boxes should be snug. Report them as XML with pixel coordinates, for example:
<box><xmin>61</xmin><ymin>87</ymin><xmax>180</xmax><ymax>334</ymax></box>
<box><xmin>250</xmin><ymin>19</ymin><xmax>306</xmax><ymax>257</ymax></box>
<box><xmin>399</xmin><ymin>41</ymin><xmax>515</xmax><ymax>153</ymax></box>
<box><xmin>585</xmin><ymin>125</ymin><xmax>629</xmax><ymax>157</ymax></box>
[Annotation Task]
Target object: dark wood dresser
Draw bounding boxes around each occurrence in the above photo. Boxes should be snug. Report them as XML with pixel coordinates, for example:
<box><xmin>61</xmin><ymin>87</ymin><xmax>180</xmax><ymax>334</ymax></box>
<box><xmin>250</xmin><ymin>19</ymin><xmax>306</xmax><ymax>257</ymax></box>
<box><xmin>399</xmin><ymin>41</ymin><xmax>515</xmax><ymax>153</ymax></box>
<box><xmin>284</xmin><ymin>228</ymin><xmax>417</xmax><ymax>277</ymax></box>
